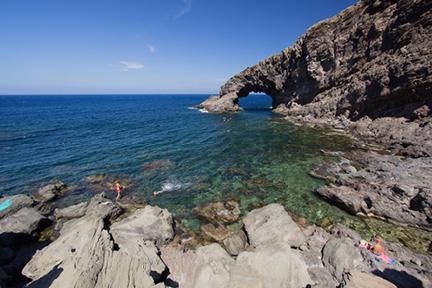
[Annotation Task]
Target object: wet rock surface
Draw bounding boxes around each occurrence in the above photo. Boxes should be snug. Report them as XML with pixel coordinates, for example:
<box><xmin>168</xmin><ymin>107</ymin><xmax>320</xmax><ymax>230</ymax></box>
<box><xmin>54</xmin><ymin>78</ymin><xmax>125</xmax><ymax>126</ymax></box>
<box><xmin>192</xmin><ymin>200</ymin><xmax>241</xmax><ymax>224</ymax></box>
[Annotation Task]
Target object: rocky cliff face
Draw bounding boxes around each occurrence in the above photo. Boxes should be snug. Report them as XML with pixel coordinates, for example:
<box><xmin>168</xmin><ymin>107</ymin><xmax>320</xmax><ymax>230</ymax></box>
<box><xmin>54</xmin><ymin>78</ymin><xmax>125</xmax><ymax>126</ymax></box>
<box><xmin>199</xmin><ymin>0</ymin><xmax>432</xmax><ymax>121</ymax></box>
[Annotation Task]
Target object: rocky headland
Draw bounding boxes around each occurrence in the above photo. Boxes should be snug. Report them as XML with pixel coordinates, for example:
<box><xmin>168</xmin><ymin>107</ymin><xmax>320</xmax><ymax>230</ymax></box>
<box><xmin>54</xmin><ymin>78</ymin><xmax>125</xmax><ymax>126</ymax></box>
<box><xmin>198</xmin><ymin>0</ymin><xmax>432</xmax><ymax>153</ymax></box>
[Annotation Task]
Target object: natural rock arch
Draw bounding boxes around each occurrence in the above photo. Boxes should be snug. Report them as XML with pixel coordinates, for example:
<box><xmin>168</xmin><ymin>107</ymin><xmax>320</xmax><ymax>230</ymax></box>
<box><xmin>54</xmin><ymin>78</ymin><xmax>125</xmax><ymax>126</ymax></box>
<box><xmin>197</xmin><ymin>0</ymin><xmax>432</xmax><ymax>120</ymax></box>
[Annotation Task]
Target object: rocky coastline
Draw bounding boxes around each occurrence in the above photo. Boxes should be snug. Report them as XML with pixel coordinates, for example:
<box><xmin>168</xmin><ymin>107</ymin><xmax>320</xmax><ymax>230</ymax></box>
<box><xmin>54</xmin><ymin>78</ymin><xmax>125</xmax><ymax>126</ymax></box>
<box><xmin>1</xmin><ymin>187</ymin><xmax>431</xmax><ymax>288</ymax></box>
<box><xmin>196</xmin><ymin>0</ymin><xmax>432</xmax><ymax>252</ymax></box>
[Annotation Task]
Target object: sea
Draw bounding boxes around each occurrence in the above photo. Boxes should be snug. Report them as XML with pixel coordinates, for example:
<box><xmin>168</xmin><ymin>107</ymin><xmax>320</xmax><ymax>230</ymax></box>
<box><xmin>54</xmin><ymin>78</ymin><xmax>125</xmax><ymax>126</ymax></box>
<box><xmin>1</xmin><ymin>94</ymin><xmax>430</xmax><ymax>249</ymax></box>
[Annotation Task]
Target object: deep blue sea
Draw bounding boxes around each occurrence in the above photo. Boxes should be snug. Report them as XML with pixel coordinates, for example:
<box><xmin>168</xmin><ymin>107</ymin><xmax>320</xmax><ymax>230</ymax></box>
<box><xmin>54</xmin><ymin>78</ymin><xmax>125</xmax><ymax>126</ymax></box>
<box><xmin>1</xmin><ymin>94</ymin><xmax>430</xmax><ymax>248</ymax></box>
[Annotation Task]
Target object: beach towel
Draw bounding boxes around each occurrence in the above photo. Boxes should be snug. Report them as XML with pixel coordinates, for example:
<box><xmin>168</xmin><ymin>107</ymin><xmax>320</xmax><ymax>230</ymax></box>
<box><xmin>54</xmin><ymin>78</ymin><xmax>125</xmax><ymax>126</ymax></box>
<box><xmin>359</xmin><ymin>239</ymin><xmax>397</xmax><ymax>265</ymax></box>
<box><xmin>0</xmin><ymin>198</ymin><xmax>12</xmax><ymax>212</ymax></box>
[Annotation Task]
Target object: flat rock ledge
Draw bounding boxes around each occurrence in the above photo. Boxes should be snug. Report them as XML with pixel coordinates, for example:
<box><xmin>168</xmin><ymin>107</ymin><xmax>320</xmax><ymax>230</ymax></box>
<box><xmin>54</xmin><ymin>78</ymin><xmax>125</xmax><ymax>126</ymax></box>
<box><xmin>312</xmin><ymin>150</ymin><xmax>432</xmax><ymax>230</ymax></box>
<box><xmin>1</xmin><ymin>195</ymin><xmax>430</xmax><ymax>288</ymax></box>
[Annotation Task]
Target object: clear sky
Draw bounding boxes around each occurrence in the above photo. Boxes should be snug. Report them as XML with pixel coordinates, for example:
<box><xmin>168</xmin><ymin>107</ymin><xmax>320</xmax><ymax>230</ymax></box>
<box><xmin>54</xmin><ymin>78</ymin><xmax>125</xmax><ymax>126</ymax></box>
<box><xmin>0</xmin><ymin>0</ymin><xmax>357</xmax><ymax>94</ymax></box>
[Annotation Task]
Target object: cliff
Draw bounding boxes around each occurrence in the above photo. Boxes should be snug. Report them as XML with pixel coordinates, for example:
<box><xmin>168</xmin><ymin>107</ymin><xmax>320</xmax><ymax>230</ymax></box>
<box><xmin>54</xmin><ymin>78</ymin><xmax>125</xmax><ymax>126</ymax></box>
<box><xmin>198</xmin><ymin>0</ymin><xmax>432</xmax><ymax>121</ymax></box>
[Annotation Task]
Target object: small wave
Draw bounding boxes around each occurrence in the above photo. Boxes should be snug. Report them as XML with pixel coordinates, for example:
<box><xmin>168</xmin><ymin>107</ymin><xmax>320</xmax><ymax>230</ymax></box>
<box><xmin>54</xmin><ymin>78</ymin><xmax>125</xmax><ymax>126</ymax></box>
<box><xmin>153</xmin><ymin>180</ymin><xmax>191</xmax><ymax>196</ymax></box>
<box><xmin>187</xmin><ymin>106</ymin><xmax>208</xmax><ymax>113</ymax></box>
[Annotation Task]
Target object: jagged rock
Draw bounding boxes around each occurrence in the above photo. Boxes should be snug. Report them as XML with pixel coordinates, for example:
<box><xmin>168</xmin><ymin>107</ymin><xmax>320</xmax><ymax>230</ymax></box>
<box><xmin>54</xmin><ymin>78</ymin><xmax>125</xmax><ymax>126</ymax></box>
<box><xmin>223</xmin><ymin>230</ymin><xmax>248</xmax><ymax>256</ymax></box>
<box><xmin>243</xmin><ymin>203</ymin><xmax>305</xmax><ymax>248</ymax></box>
<box><xmin>322</xmin><ymin>238</ymin><xmax>364</xmax><ymax>282</ymax></box>
<box><xmin>0</xmin><ymin>195</ymin><xmax>34</xmax><ymax>220</ymax></box>
<box><xmin>193</xmin><ymin>201</ymin><xmax>241</xmax><ymax>224</ymax></box>
<box><xmin>54</xmin><ymin>202</ymin><xmax>88</xmax><ymax>220</ymax></box>
<box><xmin>85</xmin><ymin>192</ymin><xmax>123</xmax><ymax>220</ymax></box>
<box><xmin>34</xmin><ymin>181</ymin><xmax>67</xmax><ymax>202</ymax></box>
<box><xmin>341</xmin><ymin>270</ymin><xmax>397</xmax><ymax>288</ymax></box>
<box><xmin>110</xmin><ymin>205</ymin><xmax>174</xmax><ymax>246</ymax></box>
<box><xmin>314</xmin><ymin>151</ymin><xmax>432</xmax><ymax>228</ymax></box>
<box><xmin>0</xmin><ymin>208</ymin><xmax>49</xmax><ymax>246</ymax></box>
<box><xmin>197</xmin><ymin>93</ymin><xmax>240</xmax><ymax>113</ymax></box>
<box><xmin>198</xmin><ymin>0</ymin><xmax>432</xmax><ymax>156</ymax></box>
<box><xmin>22</xmin><ymin>197</ymin><xmax>164</xmax><ymax>288</ymax></box>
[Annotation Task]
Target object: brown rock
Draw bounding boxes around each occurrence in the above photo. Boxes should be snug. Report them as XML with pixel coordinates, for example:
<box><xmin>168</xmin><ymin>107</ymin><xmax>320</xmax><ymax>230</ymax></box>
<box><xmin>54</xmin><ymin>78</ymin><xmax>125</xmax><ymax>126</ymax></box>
<box><xmin>201</xmin><ymin>223</ymin><xmax>231</xmax><ymax>242</ymax></box>
<box><xmin>193</xmin><ymin>201</ymin><xmax>241</xmax><ymax>224</ymax></box>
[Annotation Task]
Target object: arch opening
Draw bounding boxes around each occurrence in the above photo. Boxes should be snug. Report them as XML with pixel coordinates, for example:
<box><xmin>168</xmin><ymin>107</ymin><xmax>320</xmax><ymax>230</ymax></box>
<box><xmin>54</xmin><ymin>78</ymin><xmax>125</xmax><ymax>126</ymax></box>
<box><xmin>237</xmin><ymin>93</ymin><xmax>273</xmax><ymax>111</ymax></box>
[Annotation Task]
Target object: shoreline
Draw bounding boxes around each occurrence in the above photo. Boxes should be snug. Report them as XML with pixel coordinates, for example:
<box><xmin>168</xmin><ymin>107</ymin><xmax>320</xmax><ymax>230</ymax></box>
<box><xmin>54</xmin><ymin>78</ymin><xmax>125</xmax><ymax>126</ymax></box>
<box><xmin>1</xmin><ymin>188</ymin><xmax>431</xmax><ymax>287</ymax></box>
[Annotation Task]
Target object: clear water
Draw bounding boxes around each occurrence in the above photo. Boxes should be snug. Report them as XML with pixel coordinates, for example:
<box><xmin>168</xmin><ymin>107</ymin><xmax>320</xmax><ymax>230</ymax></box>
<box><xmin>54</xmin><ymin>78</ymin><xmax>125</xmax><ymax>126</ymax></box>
<box><xmin>1</xmin><ymin>94</ymin><xmax>430</xmax><ymax>251</ymax></box>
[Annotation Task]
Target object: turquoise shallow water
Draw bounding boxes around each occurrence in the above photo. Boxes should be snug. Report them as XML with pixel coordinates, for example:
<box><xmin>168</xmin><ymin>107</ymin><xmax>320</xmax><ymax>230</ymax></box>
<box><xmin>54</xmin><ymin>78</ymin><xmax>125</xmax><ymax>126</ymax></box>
<box><xmin>2</xmin><ymin>94</ymin><xmax>431</xmax><ymax>251</ymax></box>
<box><xmin>0</xmin><ymin>94</ymin><xmax>355</xmax><ymax>226</ymax></box>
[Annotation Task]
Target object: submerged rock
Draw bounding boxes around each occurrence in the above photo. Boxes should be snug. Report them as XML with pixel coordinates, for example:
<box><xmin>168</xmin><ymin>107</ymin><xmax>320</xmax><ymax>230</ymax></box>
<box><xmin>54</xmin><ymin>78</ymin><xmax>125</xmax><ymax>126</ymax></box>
<box><xmin>192</xmin><ymin>201</ymin><xmax>241</xmax><ymax>224</ymax></box>
<box><xmin>200</xmin><ymin>223</ymin><xmax>231</xmax><ymax>242</ymax></box>
<box><xmin>142</xmin><ymin>159</ymin><xmax>174</xmax><ymax>171</ymax></box>
<box><xmin>243</xmin><ymin>203</ymin><xmax>305</xmax><ymax>248</ymax></box>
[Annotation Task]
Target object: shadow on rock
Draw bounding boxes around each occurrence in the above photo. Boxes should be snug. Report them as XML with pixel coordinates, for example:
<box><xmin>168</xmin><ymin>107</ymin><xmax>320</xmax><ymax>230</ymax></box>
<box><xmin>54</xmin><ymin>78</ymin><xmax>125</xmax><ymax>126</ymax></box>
<box><xmin>373</xmin><ymin>268</ymin><xmax>424</xmax><ymax>288</ymax></box>
<box><xmin>25</xmin><ymin>265</ymin><xmax>63</xmax><ymax>288</ymax></box>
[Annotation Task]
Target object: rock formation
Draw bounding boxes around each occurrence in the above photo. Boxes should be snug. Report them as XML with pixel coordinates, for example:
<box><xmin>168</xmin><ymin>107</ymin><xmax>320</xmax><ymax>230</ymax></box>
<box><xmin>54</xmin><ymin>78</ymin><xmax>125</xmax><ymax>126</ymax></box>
<box><xmin>1</xmin><ymin>193</ymin><xmax>431</xmax><ymax>287</ymax></box>
<box><xmin>199</xmin><ymin>0</ymin><xmax>432</xmax><ymax>121</ymax></box>
<box><xmin>197</xmin><ymin>0</ymin><xmax>432</xmax><ymax>155</ymax></box>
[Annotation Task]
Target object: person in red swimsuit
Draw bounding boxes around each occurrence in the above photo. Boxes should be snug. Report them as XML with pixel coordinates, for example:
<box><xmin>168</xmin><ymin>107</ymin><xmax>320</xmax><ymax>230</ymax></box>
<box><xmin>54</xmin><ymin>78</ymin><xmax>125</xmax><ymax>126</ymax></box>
<box><xmin>114</xmin><ymin>181</ymin><xmax>122</xmax><ymax>201</ymax></box>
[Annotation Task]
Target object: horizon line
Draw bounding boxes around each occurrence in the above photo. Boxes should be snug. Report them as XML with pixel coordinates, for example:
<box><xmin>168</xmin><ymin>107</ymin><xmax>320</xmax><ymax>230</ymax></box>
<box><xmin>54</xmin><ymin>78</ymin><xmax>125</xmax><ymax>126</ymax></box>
<box><xmin>0</xmin><ymin>92</ymin><xmax>269</xmax><ymax>96</ymax></box>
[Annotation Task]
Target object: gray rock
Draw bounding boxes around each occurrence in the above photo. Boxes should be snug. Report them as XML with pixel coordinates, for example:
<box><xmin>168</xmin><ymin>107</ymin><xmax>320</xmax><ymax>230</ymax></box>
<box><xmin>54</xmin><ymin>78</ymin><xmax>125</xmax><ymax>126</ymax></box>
<box><xmin>314</xmin><ymin>151</ymin><xmax>432</xmax><ymax>228</ymax></box>
<box><xmin>223</xmin><ymin>230</ymin><xmax>248</xmax><ymax>256</ymax></box>
<box><xmin>0</xmin><ymin>194</ymin><xmax>34</xmax><ymax>220</ymax></box>
<box><xmin>160</xmin><ymin>243</ymin><xmax>234</xmax><ymax>288</ymax></box>
<box><xmin>54</xmin><ymin>202</ymin><xmax>88</xmax><ymax>220</ymax></box>
<box><xmin>307</xmin><ymin>266</ymin><xmax>338</xmax><ymax>288</ymax></box>
<box><xmin>196</xmin><ymin>93</ymin><xmax>240</xmax><ymax>113</ymax></box>
<box><xmin>35</xmin><ymin>181</ymin><xmax>66</xmax><ymax>202</ymax></box>
<box><xmin>0</xmin><ymin>208</ymin><xmax>48</xmax><ymax>246</ymax></box>
<box><xmin>322</xmin><ymin>238</ymin><xmax>363</xmax><ymax>282</ymax></box>
<box><xmin>243</xmin><ymin>203</ymin><xmax>305</xmax><ymax>248</ymax></box>
<box><xmin>110</xmin><ymin>205</ymin><xmax>174</xmax><ymax>246</ymax></box>
<box><xmin>233</xmin><ymin>244</ymin><xmax>312</xmax><ymax>288</ymax></box>
<box><xmin>22</xmin><ymin>199</ymin><xmax>164</xmax><ymax>288</ymax></box>
<box><xmin>341</xmin><ymin>270</ymin><xmax>397</xmax><ymax>288</ymax></box>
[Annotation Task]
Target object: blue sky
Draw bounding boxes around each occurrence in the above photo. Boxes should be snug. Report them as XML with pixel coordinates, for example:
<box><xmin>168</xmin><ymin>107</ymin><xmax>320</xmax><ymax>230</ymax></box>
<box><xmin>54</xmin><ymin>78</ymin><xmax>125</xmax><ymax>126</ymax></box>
<box><xmin>0</xmin><ymin>0</ymin><xmax>356</xmax><ymax>94</ymax></box>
